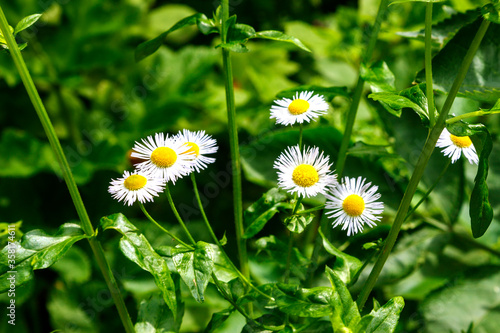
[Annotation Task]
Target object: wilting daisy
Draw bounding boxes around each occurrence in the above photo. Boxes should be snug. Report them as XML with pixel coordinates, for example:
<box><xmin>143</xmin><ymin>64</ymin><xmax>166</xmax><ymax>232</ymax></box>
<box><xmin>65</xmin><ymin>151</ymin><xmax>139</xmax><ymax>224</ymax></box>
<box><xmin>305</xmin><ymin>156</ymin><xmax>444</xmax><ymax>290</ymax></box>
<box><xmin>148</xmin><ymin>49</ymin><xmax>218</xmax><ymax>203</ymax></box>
<box><xmin>325</xmin><ymin>177</ymin><xmax>384</xmax><ymax>236</ymax></box>
<box><xmin>176</xmin><ymin>129</ymin><xmax>218</xmax><ymax>172</ymax></box>
<box><xmin>270</xmin><ymin>91</ymin><xmax>329</xmax><ymax>126</ymax></box>
<box><xmin>274</xmin><ymin>145</ymin><xmax>337</xmax><ymax>198</ymax></box>
<box><xmin>436</xmin><ymin>128</ymin><xmax>479</xmax><ymax>165</ymax></box>
<box><xmin>108</xmin><ymin>170</ymin><xmax>165</xmax><ymax>206</ymax></box>
<box><xmin>131</xmin><ymin>133</ymin><xmax>194</xmax><ymax>183</ymax></box>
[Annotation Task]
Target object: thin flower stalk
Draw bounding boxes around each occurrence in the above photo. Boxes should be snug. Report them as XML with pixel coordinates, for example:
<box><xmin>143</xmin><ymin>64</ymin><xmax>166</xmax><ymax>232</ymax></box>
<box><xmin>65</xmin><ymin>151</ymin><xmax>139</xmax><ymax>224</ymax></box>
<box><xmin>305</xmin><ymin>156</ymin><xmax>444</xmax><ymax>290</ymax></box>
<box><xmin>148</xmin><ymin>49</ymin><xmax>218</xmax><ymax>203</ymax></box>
<box><xmin>336</xmin><ymin>0</ymin><xmax>390</xmax><ymax>177</ymax></box>
<box><xmin>221</xmin><ymin>0</ymin><xmax>249</xmax><ymax>279</ymax></box>
<box><xmin>357</xmin><ymin>18</ymin><xmax>491</xmax><ymax>309</ymax></box>
<box><xmin>0</xmin><ymin>7</ymin><xmax>135</xmax><ymax>332</ymax></box>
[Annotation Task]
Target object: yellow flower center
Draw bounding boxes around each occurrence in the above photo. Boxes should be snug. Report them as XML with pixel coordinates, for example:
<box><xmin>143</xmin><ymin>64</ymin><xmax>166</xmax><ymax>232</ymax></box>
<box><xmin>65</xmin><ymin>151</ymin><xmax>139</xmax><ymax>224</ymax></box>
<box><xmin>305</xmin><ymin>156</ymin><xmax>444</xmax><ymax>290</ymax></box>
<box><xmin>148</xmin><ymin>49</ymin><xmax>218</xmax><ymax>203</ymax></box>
<box><xmin>182</xmin><ymin>142</ymin><xmax>200</xmax><ymax>157</ymax></box>
<box><xmin>292</xmin><ymin>164</ymin><xmax>319</xmax><ymax>187</ymax></box>
<box><xmin>342</xmin><ymin>194</ymin><xmax>365</xmax><ymax>217</ymax></box>
<box><xmin>288</xmin><ymin>99</ymin><xmax>310</xmax><ymax>115</ymax></box>
<box><xmin>151</xmin><ymin>147</ymin><xmax>177</xmax><ymax>167</ymax></box>
<box><xmin>449</xmin><ymin>134</ymin><xmax>472</xmax><ymax>148</ymax></box>
<box><xmin>124</xmin><ymin>174</ymin><xmax>147</xmax><ymax>191</ymax></box>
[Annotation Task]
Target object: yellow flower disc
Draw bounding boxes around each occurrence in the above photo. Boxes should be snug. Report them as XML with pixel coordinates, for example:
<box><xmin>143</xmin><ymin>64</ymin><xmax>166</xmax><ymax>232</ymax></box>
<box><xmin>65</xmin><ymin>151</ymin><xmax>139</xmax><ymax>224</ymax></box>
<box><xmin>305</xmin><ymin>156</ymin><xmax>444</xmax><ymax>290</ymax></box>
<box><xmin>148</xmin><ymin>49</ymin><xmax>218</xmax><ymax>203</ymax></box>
<box><xmin>288</xmin><ymin>99</ymin><xmax>310</xmax><ymax>115</ymax></box>
<box><xmin>182</xmin><ymin>142</ymin><xmax>200</xmax><ymax>157</ymax></box>
<box><xmin>124</xmin><ymin>174</ymin><xmax>147</xmax><ymax>191</ymax></box>
<box><xmin>342</xmin><ymin>194</ymin><xmax>365</xmax><ymax>217</ymax></box>
<box><xmin>151</xmin><ymin>147</ymin><xmax>177</xmax><ymax>167</ymax></box>
<box><xmin>450</xmin><ymin>134</ymin><xmax>472</xmax><ymax>148</ymax></box>
<box><xmin>292</xmin><ymin>164</ymin><xmax>319</xmax><ymax>187</ymax></box>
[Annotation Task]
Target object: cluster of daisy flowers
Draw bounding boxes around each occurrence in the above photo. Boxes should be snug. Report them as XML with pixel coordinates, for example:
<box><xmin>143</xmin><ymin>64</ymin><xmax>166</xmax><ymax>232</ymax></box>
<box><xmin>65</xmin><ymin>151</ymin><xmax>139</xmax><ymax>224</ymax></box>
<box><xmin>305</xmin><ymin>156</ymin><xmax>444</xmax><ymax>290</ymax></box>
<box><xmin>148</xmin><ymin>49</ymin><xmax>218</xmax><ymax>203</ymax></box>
<box><xmin>271</xmin><ymin>91</ymin><xmax>384</xmax><ymax>236</ymax></box>
<box><xmin>109</xmin><ymin>130</ymin><xmax>218</xmax><ymax>206</ymax></box>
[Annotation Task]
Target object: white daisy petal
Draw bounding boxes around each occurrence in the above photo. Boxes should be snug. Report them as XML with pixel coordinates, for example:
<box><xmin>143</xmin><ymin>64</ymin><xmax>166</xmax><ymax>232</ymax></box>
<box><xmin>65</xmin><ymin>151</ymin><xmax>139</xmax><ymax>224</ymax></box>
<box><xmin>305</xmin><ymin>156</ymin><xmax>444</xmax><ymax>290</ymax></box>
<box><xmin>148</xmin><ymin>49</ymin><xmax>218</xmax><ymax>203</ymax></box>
<box><xmin>175</xmin><ymin>129</ymin><xmax>218</xmax><ymax>173</ymax></box>
<box><xmin>131</xmin><ymin>132</ymin><xmax>195</xmax><ymax>183</ymax></box>
<box><xmin>274</xmin><ymin>145</ymin><xmax>337</xmax><ymax>198</ymax></box>
<box><xmin>436</xmin><ymin>128</ymin><xmax>478</xmax><ymax>165</ymax></box>
<box><xmin>108</xmin><ymin>170</ymin><xmax>165</xmax><ymax>206</ymax></box>
<box><xmin>325</xmin><ymin>176</ymin><xmax>384</xmax><ymax>236</ymax></box>
<box><xmin>270</xmin><ymin>91</ymin><xmax>329</xmax><ymax>126</ymax></box>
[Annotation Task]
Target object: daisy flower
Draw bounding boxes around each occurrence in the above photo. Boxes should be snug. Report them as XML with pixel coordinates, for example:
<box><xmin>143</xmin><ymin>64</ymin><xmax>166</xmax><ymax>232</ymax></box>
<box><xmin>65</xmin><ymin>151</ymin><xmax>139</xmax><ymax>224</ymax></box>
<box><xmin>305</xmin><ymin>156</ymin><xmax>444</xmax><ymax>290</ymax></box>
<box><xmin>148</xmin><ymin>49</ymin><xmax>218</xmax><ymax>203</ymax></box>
<box><xmin>175</xmin><ymin>129</ymin><xmax>218</xmax><ymax>172</ymax></box>
<box><xmin>108</xmin><ymin>170</ymin><xmax>165</xmax><ymax>206</ymax></box>
<box><xmin>131</xmin><ymin>133</ymin><xmax>195</xmax><ymax>183</ymax></box>
<box><xmin>325</xmin><ymin>177</ymin><xmax>384</xmax><ymax>236</ymax></box>
<box><xmin>270</xmin><ymin>91</ymin><xmax>329</xmax><ymax>126</ymax></box>
<box><xmin>274</xmin><ymin>145</ymin><xmax>337</xmax><ymax>198</ymax></box>
<box><xmin>436</xmin><ymin>128</ymin><xmax>478</xmax><ymax>165</ymax></box>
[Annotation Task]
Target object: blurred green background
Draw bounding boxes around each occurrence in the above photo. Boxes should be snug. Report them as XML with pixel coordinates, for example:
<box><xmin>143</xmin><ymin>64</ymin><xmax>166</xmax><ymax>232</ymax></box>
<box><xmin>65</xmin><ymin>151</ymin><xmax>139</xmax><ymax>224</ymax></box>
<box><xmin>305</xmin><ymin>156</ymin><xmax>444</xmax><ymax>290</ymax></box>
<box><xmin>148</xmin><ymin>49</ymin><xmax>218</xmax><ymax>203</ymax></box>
<box><xmin>1</xmin><ymin>0</ymin><xmax>500</xmax><ymax>332</ymax></box>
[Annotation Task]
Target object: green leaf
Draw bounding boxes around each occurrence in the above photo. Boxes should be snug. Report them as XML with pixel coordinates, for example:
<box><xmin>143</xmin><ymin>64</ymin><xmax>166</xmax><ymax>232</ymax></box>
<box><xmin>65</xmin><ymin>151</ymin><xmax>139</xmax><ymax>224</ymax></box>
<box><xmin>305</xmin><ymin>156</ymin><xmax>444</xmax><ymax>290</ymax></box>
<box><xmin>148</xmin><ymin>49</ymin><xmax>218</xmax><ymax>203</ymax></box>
<box><xmin>135</xmin><ymin>13</ymin><xmax>205</xmax><ymax>62</ymax></box>
<box><xmin>50</xmin><ymin>246</ymin><xmax>91</xmax><ymax>284</ymax></box>
<box><xmin>447</xmin><ymin>123</ymin><xmax>494</xmax><ymax>237</ymax></box>
<box><xmin>255</xmin><ymin>235</ymin><xmax>310</xmax><ymax>280</ymax></box>
<box><xmin>319</xmin><ymin>228</ymin><xmax>362</xmax><ymax>285</ymax></box>
<box><xmin>252</xmin><ymin>30</ymin><xmax>311</xmax><ymax>52</ymax></box>
<box><xmin>272</xmin><ymin>283</ymin><xmax>336</xmax><ymax>318</ymax></box>
<box><xmin>134</xmin><ymin>292</ymin><xmax>184</xmax><ymax>333</ymax></box>
<box><xmin>14</xmin><ymin>14</ymin><xmax>42</xmax><ymax>35</ymax></box>
<box><xmin>0</xmin><ymin>223</ymin><xmax>87</xmax><ymax>292</ymax></box>
<box><xmin>203</xmin><ymin>308</ymin><xmax>234</xmax><ymax>333</ymax></box>
<box><xmin>325</xmin><ymin>266</ymin><xmax>361</xmax><ymax>330</ymax></box>
<box><xmin>421</xmin><ymin>266</ymin><xmax>500</xmax><ymax>332</ymax></box>
<box><xmin>215</xmin><ymin>41</ymin><xmax>249</xmax><ymax>53</ymax></box>
<box><xmin>0</xmin><ymin>25</ymin><xmax>13</xmax><ymax>44</ymax></box>
<box><xmin>369</xmin><ymin>92</ymin><xmax>422</xmax><ymax>118</ymax></box>
<box><xmin>364</xmin><ymin>297</ymin><xmax>405</xmax><ymax>333</ymax></box>
<box><xmin>397</xmin><ymin>9</ymin><xmax>480</xmax><ymax>46</ymax></box>
<box><xmin>243</xmin><ymin>187</ymin><xmax>289</xmax><ymax>239</ymax></box>
<box><xmin>276</xmin><ymin>85</ymin><xmax>350</xmax><ymax>101</ymax></box>
<box><xmin>416</xmin><ymin>19</ymin><xmax>500</xmax><ymax>102</ymax></box>
<box><xmin>361</xmin><ymin>61</ymin><xmax>396</xmax><ymax>93</ymax></box>
<box><xmin>369</xmin><ymin>84</ymin><xmax>433</xmax><ymax>123</ymax></box>
<box><xmin>100</xmin><ymin>213</ymin><xmax>177</xmax><ymax>317</ymax></box>
<box><xmin>482</xmin><ymin>1</ymin><xmax>500</xmax><ymax>24</ymax></box>
<box><xmin>171</xmin><ymin>241</ymin><xmax>215</xmax><ymax>303</ymax></box>
<box><xmin>284</xmin><ymin>213</ymin><xmax>314</xmax><ymax>234</ymax></box>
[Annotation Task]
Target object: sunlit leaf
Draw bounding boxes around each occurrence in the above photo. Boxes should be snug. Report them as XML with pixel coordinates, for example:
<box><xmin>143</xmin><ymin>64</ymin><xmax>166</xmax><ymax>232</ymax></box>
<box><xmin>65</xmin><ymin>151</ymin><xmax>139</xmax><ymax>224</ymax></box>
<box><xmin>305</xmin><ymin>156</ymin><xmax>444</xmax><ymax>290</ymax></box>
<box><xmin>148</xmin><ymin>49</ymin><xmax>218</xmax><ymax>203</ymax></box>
<box><xmin>272</xmin><ymin>283</ymin><xmax>336</xmax><ymax>318</ymax></box>
<box><xmin>14</xmin><ymin>14</ymin><xmax>42</xmax><ymax>35</ymax></box>
<box><xmin>482</xmin><ymin>1</ymin><xmax>500</xmax><ymax>24</ymax></box>
<box><xmin>325</xmin><ymin>266</ymin><xmax>360</xmax><ymax>330</ymax></box>
<box><xmin>134</xmin><ymin>292</ymin><xmax>184</xmax><ymax>333</ymax></box>
<box><xmin>0</xmin><ymin>223</ymin><xmax>87</xmax><ymax>292</ymax></box>
<box><xmin>252</xmin><ymin>30</ymin><xmax>311</xmax><ymax>52</ymax></box>
<box><xmin>171</xmin><ymin>241</ymin><xmax>214</xmax><ymax>303</ymax></box>
<box><xmin>100</xmin><ymin>213</ymin><xmax>177</xmax><ymax>317</ymax></box>
<box><xmin>319</xmin><ymin>229</ymin><xmax>362</xmax><ymax>285</ymax></box>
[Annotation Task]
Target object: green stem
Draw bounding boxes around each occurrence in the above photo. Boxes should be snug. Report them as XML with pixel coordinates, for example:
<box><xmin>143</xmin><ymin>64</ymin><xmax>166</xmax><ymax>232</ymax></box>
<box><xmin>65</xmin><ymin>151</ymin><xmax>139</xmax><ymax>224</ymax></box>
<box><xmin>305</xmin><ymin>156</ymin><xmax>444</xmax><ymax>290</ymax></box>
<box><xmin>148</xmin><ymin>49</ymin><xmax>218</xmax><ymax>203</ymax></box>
<box><xmin>221</xmin><ymin>0</ymin><xmax>248</xmax><ymax>279</ymax></box>
<box><xmin>297</xmin><ymin>204</ymin><xmax>325</xmax><ymax>215</ymax></box>
<box><xmin>191</xmin><ymin>174</ymin><xmax>273</xmax><ymax>300</ymax></box>
<box><xmin>356</xmin><ymin>18</ymin><xmax>491</xmax><ymax>310</ymax></box>
<box><xmin>425</xmin><ymin>2</ymin><xmax>436</xmax><ymax>127</ymax></box>
<box><xmin>284</xmin><ymin>232</ymin><xmax>294</xmax><ymax>284</ymax></box>
<box><xmin>299</xmin><ymin>123</ymin><xmax>304</xmax><ymax>151</ymax></box>
<box><xmin>165</xmin><ymin>184</ymin><xmax>196</xmax><ymax>244</ymax></box>
<box><xmin>404</xmin><ymin>159</ymin><xmax>451</xmax><ymax>221</ymax></box>
<box><xmin>336</xmin><ymin>0</ymin><xmax>390</xmax><ymax>177</ymax></box>
<box><xmin>165</xmin><ymin>182</ymin><xmax>260</xmax><ymax>320</ymax></box>
<box><xmin>0</xmin><ymin>8</ymin><xmax>135</xmax><ymax>333</ymax></box>
<box><xmin>292</xmin><ymin>195</ymin><xmax>304</xmax><ymax>215</ymax></box>
<box><xmin>447</xmin><ymin>110</ymin><xmax>500</xmax><ymax>124</ymax></box>
<box><xmin>139</xmin><ymin>203</ymin><xmax>192</xmax><ymax>248</ymax></box>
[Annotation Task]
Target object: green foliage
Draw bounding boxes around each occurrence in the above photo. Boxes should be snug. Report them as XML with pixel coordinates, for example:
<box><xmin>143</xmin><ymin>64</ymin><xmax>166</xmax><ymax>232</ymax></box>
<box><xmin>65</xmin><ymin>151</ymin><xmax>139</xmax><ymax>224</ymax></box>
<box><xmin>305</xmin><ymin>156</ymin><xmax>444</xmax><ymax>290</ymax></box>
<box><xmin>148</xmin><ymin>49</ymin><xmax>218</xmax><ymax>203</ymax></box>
<box><xmin>100</xmin><ymin>213</ymin><xmax>177</xmax><ymax>317</ymax></box>
<box><xmin>14</xmin><ymin>13</ymin><xmax>41</xmax><ymax>35</ymax></box>
<box><xmin>243</xmin><ymin>187</ymin><xmax>289</xmax><ymax>239</ymax></box>
<box><xmin>447</xmin><ymin>122</ymin><xmax>493</xmax><ymax>237</ymax></box>
<box><xmin>171</xmin><ymin>241</ymin><xmax>215</xmax><ymax>303</ymax></box>
<box><xmin>0</xmin><ymin>223</ymin><xmax>87</xmax><ymax>292</ymax></box>
<box><xmin>416</xmin><ymin>18</ymin><xmax>500</xmax><ymax>102</ymax></box>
